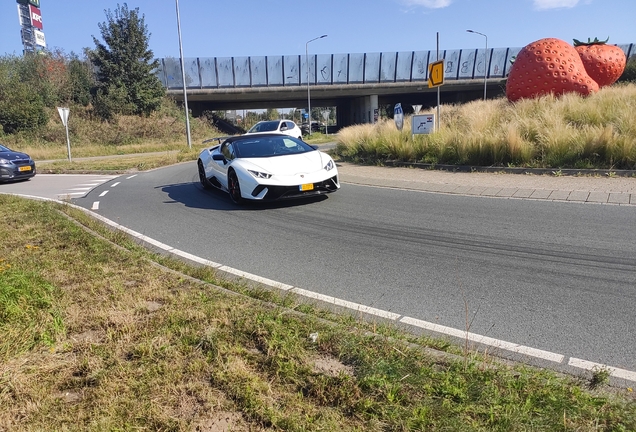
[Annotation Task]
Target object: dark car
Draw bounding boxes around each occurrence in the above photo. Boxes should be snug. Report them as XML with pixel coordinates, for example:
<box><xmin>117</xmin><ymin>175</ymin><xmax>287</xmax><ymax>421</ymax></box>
<box><xmin>300</xmin><ymin>121</ymin><xmax>322</xmax><ymax>135</ymax></box>
<box><xmin>0</xmin><ymin>144</ymin><xmax>36</xmax><ymax>182</ymax></box>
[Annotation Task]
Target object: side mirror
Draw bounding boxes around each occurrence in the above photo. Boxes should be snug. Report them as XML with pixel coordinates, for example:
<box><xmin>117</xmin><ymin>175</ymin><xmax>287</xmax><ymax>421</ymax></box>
<box><xmin>280</xmin><ymin>125</ymin><xmax>288</xmax><ymax>131</ymax></box>
<box><xmin>212</xmin><ymin>154</ymin><xmax>226</xmax><ymax>162</ymax></box>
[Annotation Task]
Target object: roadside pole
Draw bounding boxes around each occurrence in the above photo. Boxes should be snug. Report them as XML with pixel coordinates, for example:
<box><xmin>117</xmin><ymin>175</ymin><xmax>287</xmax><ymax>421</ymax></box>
<box><xmin>57</xmin><ymin>107</ymin><xmax>71</xmax><ymax>162</ymax></box>
<box><xmin>436</xmin><ymin>32</ymin><xmax>441</xmax><ymax>131</ymax></box>
<box><xmin>427</xmin><ymin>33</ymin><xmax>444</xmax><ymax>132</ymax></box>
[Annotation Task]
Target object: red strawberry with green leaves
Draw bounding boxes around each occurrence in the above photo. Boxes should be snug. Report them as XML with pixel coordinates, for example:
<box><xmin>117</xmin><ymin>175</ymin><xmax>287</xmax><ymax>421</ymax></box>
<box><xmin>573</xmin><ymin>37</ymin><xmax>626</xmax><ymax>87</ymax></box>
<box><xmin>506</xmin><ymin>38</ymin><xmax>599</xmax><ymax>103</ymax></box>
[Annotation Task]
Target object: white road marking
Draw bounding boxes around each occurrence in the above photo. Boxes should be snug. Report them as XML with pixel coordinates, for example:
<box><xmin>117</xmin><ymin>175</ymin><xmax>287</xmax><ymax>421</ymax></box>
<box><xmin>569</xmin><ymin>358</ymin><xmax>636</xmax><ymax>382</ymax></box>
<box><xmin>219</xmin><ymin>266</ymin><xmax>295</xmax><ymax>291</ymax></box>
<box><xmin>111</xmin><ymin>182</ymin><xmax>121</xmax><ymax>187</ymax></box>
<box><xmin>99</xmin><ymin>191</ymin><xmax>109</xmax><ymax>197</ymax></box>
<box><xmin>291</xmin><ymin>287</ymin><xmax>401</xmax><ymax>320</ymax></box>
<box><xmin>69</xmin><ymin>187</ymin><xmax>94</xmax><ymax>191</ymax></box>
<box><xmin>400</xmin><ymin>316</ymin><xmax>565</xmax><ymax>363</ymax></box>
<box><xmin>126</xmin><ymin>175</ymin><xmax>138</xmax><ymax>179</ymax></box>
<box><xmin>91</xmin><ymin>201</ymin><xmax>99</xmax><ymax>210</ymax></box>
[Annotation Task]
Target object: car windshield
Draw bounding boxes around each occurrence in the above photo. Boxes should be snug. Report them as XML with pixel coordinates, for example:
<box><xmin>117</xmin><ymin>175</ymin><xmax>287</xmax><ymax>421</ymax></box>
<box><xmin>248</xmin><ymin>121</ymin><xmax>280</xmax><ymax>133</ymax></box>
<box><xmin>234</xmin><ymin>136</ymin><xmax>314</xmax><ymax>158</ymax></box>
<box><xmin>0</xmin><ymin>144</ymin><xmax>11</xmax><ymax>152</ymax></box>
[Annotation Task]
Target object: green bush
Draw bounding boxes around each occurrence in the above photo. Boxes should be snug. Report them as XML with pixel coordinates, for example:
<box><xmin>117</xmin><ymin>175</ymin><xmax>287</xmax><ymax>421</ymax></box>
<box><xmin>618</xmin><ymin>56</ymin><xmax>636</xmax><ymax>83</ymax></box>
<box><xmin>0</xmin><ymin>61</ymin><xmax>48</xmax><ymax>133</ymax></box>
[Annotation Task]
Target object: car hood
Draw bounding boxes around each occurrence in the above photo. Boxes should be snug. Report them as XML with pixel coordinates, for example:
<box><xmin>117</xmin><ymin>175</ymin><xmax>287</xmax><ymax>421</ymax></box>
<box><xmin>243</xmin><ymin>151</ymin><xmax>330</xmax><ymax>175</ymax></box>
<box><xmin>0</xmin><ymin>151</ymin><xmax>30</xmax><ymax>161</ymax></box>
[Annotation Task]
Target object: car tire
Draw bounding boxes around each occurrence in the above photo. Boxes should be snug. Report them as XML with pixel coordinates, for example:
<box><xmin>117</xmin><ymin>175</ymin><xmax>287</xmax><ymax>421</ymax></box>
<box><xmin>228</xmin><ymin>169</ymin><xmax>244</xmax><ymax>204</ymax></box>
<box><xmin>198</xmin><ymin>160</ymin><xmax>212</xmax><ymax>190</ymax></box>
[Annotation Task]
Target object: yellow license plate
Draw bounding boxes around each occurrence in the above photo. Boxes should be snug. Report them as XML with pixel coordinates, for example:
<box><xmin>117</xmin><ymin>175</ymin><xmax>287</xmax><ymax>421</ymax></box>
<box><xmin>300</xmin><ymin>183</ymin><xmax>314</xmax><ymax>191</ymax></box>
<box><xmin>19</xmin><ymin>166</ymin><xmax>32</xmax><ymax>172</ymax></box>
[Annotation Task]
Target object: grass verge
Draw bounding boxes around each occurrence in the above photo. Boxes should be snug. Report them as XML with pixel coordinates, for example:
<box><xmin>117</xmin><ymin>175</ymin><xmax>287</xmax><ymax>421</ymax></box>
<box><xmin>1</xmin><ymin>195</ymin><xmax>635</xmax><ymax>431</ymax></box>
<box><xmin>335</xmin><ymin>83</ymin><xmax>636</xmax><ymax>170</ymax></box>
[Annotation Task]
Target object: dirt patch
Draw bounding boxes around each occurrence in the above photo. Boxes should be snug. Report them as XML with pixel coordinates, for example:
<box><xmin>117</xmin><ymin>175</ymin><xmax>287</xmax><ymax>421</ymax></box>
<box><xmin>194</xmin><ymin>411</ymin><xmax>250</xmax><ymax>432</ymax></box>
<box><xmin>311</xmin><ymin>354</ymin><xmax>354</xmax><ymax>378</ymax></box>
<box><xmin>69</xmin><ymin>330</ymin><xmax>104</xmax><ymax>344</ymax></box>
<box><xmin>145</xmin><ymin>301</ymin><xmax>163</xmax><ymax>312</ymax></box>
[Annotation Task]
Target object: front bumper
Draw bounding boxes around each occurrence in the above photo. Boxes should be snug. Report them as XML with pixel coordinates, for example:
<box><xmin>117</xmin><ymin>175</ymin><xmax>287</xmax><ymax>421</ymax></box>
<box><xmin>250</xmin><ymin>175</ymin><xmax>339</xmax><ymax>200</ymax></box>
<box><xmin>0</xmin><ymin>162</ymin><xmax>36</xmax><ymax>182</ymax></box>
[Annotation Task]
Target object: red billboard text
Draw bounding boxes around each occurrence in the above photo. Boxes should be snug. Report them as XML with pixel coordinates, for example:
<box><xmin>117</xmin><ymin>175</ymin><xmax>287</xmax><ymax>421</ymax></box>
<box><xmin>29</xmin><ymin>5</ymin><xmax>43</xmax><ymax>30</ymax></box>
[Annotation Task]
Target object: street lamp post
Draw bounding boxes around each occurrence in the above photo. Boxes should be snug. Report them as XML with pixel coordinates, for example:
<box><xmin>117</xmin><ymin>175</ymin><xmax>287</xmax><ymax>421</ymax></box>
<box><xmin>176</xmin><ymin>0</ymin><xmax>192</xmax><ymax>149</ymax></box>
<box><xmin>306</xmin><ymin>34</ymin><xmax>327</xmax><ymax>136</ymax></box>
<box><xmin>467</xmin><ymin>29</ymin><xmax>488</xmax><ymax>101</ymax></box>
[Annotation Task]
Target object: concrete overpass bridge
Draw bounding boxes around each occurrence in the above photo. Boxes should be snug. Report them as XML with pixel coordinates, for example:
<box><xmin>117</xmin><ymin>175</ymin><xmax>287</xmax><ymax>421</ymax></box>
<box><xmin>157</xmin><ymin>43</ymin><xmax>635</xmax><ymax>127</ymax></box>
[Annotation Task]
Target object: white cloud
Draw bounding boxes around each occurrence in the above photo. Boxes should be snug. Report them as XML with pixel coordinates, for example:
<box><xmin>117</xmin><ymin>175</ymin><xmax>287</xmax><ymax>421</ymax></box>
<box><xmin>401</xmin><ymin>0</ymin><xmax>452</xmax><ymax>8</ymax></box>
<box><xmin>533</xmin><ymin>0</ymin><xmax>580</xmax><ymax>10</ymax></box>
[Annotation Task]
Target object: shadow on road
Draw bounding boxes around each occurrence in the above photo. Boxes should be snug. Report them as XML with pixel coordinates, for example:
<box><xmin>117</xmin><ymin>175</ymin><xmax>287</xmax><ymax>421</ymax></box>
<box><xmin>157</xmin><ymin>181</ymin><xmax>329</xmax><ymax>211</ymax></box>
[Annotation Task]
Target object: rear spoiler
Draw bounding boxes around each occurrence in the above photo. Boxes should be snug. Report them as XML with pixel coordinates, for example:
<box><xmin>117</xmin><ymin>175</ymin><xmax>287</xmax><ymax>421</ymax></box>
<box><xmin>202</xmin><ymin>136</ymin><xmax>233</xmax><ymax>145</ymax></box>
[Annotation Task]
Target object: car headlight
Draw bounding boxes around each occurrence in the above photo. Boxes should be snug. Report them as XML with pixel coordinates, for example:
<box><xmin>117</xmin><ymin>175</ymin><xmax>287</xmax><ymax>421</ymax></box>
<box><xmin>0</xmin><ymin>158</ymin><xmax>11</xmax><ymax>164</ymax></box>
<box><xmin>324</xmin><ymin>159</ymin><xmax>334</xmax><ymax>171</ymax></box>
<box><xmin>248</xmin><ymin>169</ymin><xmax>272</xmax><ymax>179</ymax></box>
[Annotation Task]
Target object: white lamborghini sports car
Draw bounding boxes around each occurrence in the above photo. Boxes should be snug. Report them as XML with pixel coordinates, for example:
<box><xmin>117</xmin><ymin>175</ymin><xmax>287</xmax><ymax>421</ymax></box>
<box><xmin>197</xmin><ymin>133</ymin><xmax>339</xmax><ymax>204</ymax></box>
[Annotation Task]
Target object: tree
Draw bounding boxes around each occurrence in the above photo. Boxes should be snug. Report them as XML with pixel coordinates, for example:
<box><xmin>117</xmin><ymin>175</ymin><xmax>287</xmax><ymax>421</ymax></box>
<box><xmin>0</xmin><ymin>55</ymin><xmax>48</xmax><ymax>133</ymax></box>
<box><xmin>265</xmin><ymin>108</ymin><xmax>280</xmax><ymax>120</ymax></box>
<box><xmin>89</xmin><ymin>3</ymin><xmax>164</xmax><ymax>119</ymax></box>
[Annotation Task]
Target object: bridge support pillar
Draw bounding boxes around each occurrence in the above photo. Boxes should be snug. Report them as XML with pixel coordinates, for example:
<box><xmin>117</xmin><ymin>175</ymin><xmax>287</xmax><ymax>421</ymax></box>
<box><xmin>341</xmin><ymin>94</ymin><xmax>379</xmax><ymax>126</ymax></box>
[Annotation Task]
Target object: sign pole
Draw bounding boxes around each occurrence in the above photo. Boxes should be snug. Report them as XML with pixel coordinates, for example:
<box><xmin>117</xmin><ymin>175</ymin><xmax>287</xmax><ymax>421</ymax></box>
<box><xmin>57</xmin><ymin>107</ymin><xmax>71</xmax><ymax>162</ymax></box>
<box><xmin>436</xmin><ymin>32</ymin><xmax>441</xmax><ymax>132</ymax></box>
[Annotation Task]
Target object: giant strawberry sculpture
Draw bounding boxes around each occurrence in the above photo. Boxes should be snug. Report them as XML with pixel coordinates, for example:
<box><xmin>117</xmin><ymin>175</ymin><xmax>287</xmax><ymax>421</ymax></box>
<box><xmin>573</xmin><ymin>37</ymin><xmax>626</xmax><ymax>87</ymax></box>
<box><xmin>506</xmin><ymin>38</ymin><xmax>599</xmax><ymax>102</ymax></box>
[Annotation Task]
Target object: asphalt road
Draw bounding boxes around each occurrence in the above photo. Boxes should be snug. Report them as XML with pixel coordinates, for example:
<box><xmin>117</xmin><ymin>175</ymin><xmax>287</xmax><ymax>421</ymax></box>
<box><xmin>3</xmin><ymin>164</ymin><xmax>636</xmax><ymax>384</ymax></box>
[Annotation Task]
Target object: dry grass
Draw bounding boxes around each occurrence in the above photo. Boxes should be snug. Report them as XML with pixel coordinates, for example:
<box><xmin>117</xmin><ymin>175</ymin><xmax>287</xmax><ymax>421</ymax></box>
<box><xmin>1</xmin><ymin>99</ymin><xmax>220</xmax><ymax>161</ymax></box>
<box><xmin>336</xmin><ymin>83</ymin><xmax>636</xmax><ymax>169</ymax></box>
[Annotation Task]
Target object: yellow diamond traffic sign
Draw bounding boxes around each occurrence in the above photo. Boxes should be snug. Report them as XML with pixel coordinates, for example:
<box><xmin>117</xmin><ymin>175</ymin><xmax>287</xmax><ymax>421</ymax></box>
<box><xmin>428</xmin><ymin>60</ymin><xmax>445</xmax><ymax>88</ymax></box>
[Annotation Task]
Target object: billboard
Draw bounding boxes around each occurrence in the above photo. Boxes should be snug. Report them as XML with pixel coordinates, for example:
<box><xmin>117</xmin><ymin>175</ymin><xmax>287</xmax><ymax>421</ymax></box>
<box><xmin>16</xmin><ymin>0</ymin><xmax>43</xmax><ymax>53</ymax></box>
<box><xmin>29</xmin><ymin>5</ymin><xmax>43</xmax><ymax>29</ymax></box>
<box><xmin>34</xmin><ymin>29</ymin><xmax>46</xmax><ymax>47</ymax></box>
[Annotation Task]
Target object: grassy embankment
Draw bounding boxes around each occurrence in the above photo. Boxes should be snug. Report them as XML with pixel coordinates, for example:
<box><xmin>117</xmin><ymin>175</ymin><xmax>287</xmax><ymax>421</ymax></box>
<box><xmin>1</xmin><ymin>99</ymin><xmax>333</xmax><ymax>174</ymax></box>
<box><xmin>335</xmin><ymin>83</ymin><xmax>636</xmax><ymax>171</ymax></box>
<box><xmin>1</xmin><ymin>193</ymin><xmax>636</xmax><ymax>430</ymax></box>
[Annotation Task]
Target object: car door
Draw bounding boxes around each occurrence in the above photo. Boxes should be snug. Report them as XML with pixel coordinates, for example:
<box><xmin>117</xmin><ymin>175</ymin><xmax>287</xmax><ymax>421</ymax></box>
<box><xmin>209</xmin><ymin>141</ymin><xmax>236</xmax><ymax>189</ymax></box>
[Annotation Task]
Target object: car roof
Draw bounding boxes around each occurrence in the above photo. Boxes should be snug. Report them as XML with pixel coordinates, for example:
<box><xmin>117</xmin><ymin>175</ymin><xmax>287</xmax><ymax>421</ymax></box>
<box><xmin>203</xmin><ymin>132</ymin><xmax>297</xmax><ymax>146</ymax></box>
<box><xmin>226</xmin><ymin>133</ymin><xmax>293</xmax><ymax>143</ymax></box>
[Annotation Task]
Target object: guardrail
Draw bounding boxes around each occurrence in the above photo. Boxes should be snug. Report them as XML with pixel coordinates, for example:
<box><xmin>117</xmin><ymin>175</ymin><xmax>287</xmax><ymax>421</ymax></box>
<box><xmin>157</xmin><ymin>44</ymin><xmax>635</xmax><ymax>90</ymax></box>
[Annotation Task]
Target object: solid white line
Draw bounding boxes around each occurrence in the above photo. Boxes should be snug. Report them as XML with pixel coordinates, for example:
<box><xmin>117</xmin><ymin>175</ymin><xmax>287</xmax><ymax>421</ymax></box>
<box><xmin>91</xmin><ymin>201</ymin><xmax>99</xmax><ymax>210</ymax></box>
<box><xmin>99</xmin><ymin>191</ymin><xmax>109</xmax><ymax>197</ymax></box>
<box><xmin>569</xmin><ymin>358</ymin><xmax>636</xmax><ymax>382</ymax></box>
<box><xmin>291</xmin><ymin>287</ymin><xmax>402</xmax><ymax>320</ymax></box>
<box><xmin>58</xmin><ymin>192</ymin><xmax>85</xmax><ymax>196</ymax></box>
<box><xmin>218</xmin><ymin>266</ymin><xmax>295</xmax><ymax>291</ymax></box>
<box><xmin>400</xmin><ymin>316</ymin><xmax>565</xmax><ymax>363</ymax></box>
<box><xmin>111</xmin><ymin>182</ymin><xmax>121</xmax><ymax>188</ymax></box>
<box><xmin>69</xmin><ymin>187</ymin><xmax>93</xmax><ymax>191</ymax></box>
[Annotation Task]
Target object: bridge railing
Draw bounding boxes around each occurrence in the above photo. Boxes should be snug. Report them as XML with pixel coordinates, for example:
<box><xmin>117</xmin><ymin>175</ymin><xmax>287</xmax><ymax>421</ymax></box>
<box><xmin>157</xmin><ymin>44</ymin><xmax>635</xmax><ymax>90</ymax></box>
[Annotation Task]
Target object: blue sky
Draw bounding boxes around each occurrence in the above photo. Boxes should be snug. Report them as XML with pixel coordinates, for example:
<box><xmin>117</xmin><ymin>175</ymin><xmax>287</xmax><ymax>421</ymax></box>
<box><xmin>1</xmin><ymin>0</ymin><xmax>634</xmax><ymax>59</ymax></box>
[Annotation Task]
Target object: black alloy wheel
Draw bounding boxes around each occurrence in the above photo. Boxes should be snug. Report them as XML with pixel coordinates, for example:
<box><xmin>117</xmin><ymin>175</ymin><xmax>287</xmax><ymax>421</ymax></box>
<box><xmin>198</xmin><ymin>161</ymin><xmax>212</xmax><ymax>189</ymax></box>
<box><xmin>228</xmin><ymin>170</ymin><xmax>243</xmax><ymax>204</ymax></box>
